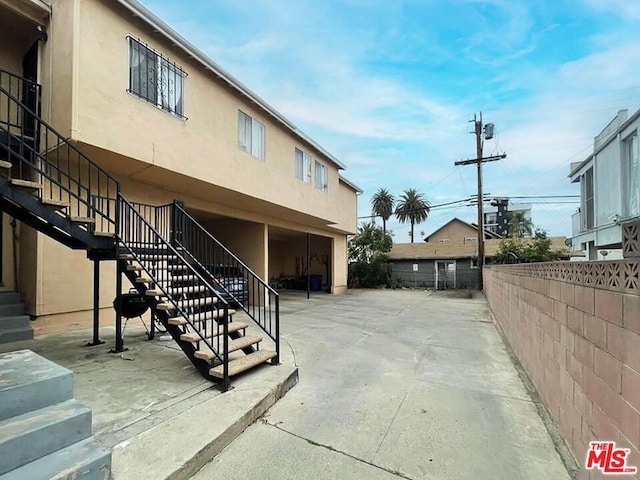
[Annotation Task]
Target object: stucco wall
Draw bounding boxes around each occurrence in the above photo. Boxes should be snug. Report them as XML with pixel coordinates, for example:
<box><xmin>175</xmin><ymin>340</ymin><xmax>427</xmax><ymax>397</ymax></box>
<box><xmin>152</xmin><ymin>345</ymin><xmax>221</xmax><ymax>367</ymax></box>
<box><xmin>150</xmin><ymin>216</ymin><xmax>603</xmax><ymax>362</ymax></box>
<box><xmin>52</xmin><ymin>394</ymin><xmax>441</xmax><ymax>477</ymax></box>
<box><xmin>67</xmin><ymin>0</ymin><xmax>355</xmax><ymax>233</ymax></box>
<box><xmin>484</xmin><ymin>262</ymin><xmax>640</xmax><ymax>479</ymax></box>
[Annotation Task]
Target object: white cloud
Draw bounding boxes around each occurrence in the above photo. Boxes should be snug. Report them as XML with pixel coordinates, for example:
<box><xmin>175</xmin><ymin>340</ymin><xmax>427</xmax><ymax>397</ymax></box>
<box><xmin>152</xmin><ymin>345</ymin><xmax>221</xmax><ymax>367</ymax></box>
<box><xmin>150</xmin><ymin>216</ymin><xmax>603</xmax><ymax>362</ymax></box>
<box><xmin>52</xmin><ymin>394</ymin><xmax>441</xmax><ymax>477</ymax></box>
<box><xmin>581</xmin><ymin>0</ymin><xmax>640</xmax><ymax>20</ymax></box>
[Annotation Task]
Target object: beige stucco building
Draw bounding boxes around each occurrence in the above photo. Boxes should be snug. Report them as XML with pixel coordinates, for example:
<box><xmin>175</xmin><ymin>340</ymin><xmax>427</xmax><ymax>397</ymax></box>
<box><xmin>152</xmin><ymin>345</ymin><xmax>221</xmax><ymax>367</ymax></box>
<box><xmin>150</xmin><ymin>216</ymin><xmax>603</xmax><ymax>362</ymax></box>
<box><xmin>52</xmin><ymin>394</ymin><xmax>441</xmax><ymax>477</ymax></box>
<box><xmin>0</xmin><ymin>0</ymin><xmax>360</xmax><ymax>333</ymax></box>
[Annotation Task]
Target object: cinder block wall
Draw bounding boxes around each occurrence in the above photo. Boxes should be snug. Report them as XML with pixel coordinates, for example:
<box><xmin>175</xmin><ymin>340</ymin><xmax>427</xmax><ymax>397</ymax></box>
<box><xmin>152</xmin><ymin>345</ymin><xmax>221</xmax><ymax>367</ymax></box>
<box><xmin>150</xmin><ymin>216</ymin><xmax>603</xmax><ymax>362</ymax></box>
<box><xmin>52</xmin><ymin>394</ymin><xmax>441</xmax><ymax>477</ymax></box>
<box><xmin>484</xmin><ymin>263</ymin><xmax>640</xmax><ymax>480</ymax></box>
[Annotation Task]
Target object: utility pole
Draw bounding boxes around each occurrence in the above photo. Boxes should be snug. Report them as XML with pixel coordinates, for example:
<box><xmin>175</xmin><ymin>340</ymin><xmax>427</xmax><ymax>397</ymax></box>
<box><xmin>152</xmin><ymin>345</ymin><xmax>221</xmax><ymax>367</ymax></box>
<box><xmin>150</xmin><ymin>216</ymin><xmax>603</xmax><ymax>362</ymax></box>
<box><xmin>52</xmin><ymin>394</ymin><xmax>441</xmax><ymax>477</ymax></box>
<box><xmin>454</xmin><ymin>112</ymin><xmax>506</xmax><ymax>291</ymax></box>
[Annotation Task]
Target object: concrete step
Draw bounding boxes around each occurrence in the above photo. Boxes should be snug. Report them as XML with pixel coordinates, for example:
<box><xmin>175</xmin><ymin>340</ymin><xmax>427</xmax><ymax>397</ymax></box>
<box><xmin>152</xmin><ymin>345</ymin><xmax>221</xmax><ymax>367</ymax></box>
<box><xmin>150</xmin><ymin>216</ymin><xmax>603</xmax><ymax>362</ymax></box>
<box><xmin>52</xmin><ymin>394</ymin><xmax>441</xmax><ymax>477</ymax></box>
<box><xmin>0</xmin><ymin>399</ymin><xmax>92</xmax><ymax>475</ymax></box>
<box><xmin>0</xmin><ymin>437</ymin><xmax>111</xmax><ymax>480</ymax></box>
<box><xmin>194</xmin><ymin>335</ymin><xmax>262</xmax><ymax>360</ymax></box>
<box><xmin>0</xmin><ymin>315</ymin><xmax>31</xmax><ymax>330</ymax></box>
<box><xmin>0</xmin><ymin>327</ymin><xmax>33</xmax><ymax>344</ymax></box>
<box><xmin>209</xmin><ymin>350</ymin><xmax>277</xmax><ymax>378</ymax></box>
<box><xmin>0</xmin><ymin>304</ymin><xmax>25</xmax><ymax>317</ymax></box>
<box><xmin>0</xmin><ymin>292</ymin><xmax>21</xmax><ymax>305</ymax></box>
<box><xmin>0</xmin><ymin>161</ymin><xmax>11</xmax><ymax>169</ymax></box>
<box><xmin>179</xmin><ymin>321</ymin><xmax>247</xmax><ymax>342</ymax></box>
<box><xmin>0</xmin><ymin>350</ymin><xmax>74</xmax><ymax>423</ymax></box>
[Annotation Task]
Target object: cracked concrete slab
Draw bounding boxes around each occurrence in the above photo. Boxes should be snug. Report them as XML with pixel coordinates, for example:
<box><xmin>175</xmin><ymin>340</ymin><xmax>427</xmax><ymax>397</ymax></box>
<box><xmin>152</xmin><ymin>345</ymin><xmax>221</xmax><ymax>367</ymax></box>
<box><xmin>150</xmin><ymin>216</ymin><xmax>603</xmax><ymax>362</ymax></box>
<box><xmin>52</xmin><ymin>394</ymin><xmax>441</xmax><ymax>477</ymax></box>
<box><xmin>196</xmin><ymin>290</ymin><xmax>572</xmax><ymax>480</ymax></box>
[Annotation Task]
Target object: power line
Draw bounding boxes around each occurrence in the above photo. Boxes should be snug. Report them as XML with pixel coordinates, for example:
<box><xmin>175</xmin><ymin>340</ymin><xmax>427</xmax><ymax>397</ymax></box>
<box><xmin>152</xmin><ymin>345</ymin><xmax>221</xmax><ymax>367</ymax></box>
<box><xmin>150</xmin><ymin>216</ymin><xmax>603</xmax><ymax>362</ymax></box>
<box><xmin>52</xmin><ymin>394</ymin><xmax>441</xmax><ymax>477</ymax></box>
<box><xmin>357</xmin><ymin>198</ymin><xmax>472</xmax><ymax>219</ymax></box>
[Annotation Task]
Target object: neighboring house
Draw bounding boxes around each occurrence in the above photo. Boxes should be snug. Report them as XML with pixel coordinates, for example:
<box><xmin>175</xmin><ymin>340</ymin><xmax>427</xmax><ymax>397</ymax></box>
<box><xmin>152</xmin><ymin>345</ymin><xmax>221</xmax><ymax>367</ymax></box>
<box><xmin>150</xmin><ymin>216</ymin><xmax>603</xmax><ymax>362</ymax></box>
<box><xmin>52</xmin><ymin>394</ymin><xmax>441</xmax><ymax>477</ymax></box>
<box><xmin>483</xmin><ymin>200</ymin><xmax>532</xmax><ymax>238</ymax></box>
<box><xmin>391</xmin><ymin>218</ymin><xmax>567</xmax><ymax>289</ymax></box>
<box><xmin>0</xmin><ymin>0</ymin><xmax>360</xmax><ymax>332</ymax></box>
<box><xmin>569</xmin><ymin>109</ymin><xmax>640</xmax><ymax>260</ymax></box>
<box><xmin>392</xmin><ymin>218</ymin><xmax>498</xmax><ymax>289</ymax></box>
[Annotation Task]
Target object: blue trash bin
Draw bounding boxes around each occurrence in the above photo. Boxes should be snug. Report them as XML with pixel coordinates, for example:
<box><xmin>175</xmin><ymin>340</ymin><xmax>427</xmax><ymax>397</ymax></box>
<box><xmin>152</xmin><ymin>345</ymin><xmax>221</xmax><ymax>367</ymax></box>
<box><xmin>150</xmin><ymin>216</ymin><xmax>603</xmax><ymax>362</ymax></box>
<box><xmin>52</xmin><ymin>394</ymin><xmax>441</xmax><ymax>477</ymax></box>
<box><xmin>310</xmin><ymin>274</ymin><xmax>322</xmax><ymax>292</ymax></box>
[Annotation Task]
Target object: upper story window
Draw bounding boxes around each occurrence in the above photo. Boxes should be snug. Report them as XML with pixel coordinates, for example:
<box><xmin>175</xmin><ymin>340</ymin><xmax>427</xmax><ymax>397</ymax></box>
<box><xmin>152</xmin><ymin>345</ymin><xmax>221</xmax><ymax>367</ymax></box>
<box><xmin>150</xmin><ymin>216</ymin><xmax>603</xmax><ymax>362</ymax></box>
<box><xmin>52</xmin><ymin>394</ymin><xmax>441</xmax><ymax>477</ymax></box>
<box><xmin>238</xmin><ymin>110</ymin><xmax>265</xmax><ymax>160</ymax></box>
<box><xmin>581</xmin><ymin>167</ymin><xmax>594</xmax><ymax>230</ymax></box>
<box><xmin>295</xmin><ymin>148</ymin><xmax>311</xmax><ymax>183</ymax></box>
<box><xmin>315</xmin><ymin>161</ymin><xmax>328</xmax><ymax>191</ymax></box>
<box><xmin>624</xmin><ymin>132</ymin><xmax>640</xmax><ymax>218</ymax></box>
<box><xmin>128</xmin><ymin>37</ymin><xmax>187</xmax><ymax>118</ymax></box>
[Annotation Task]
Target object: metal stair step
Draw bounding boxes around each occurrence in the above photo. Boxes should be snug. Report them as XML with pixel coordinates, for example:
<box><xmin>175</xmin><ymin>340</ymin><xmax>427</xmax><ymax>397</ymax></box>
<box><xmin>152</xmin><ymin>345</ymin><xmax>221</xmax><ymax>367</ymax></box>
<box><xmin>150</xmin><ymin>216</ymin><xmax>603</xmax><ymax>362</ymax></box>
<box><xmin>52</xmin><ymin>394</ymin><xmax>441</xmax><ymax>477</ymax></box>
<box><xmin>156</xmin><ymin>296</ymin><xmax>217</xmax><ymax>311</ymax></box>
<box><xmin>0</xmin><ymin>161</ymin><xmax>11</xmax><ymax>169</ymax></box>
<box><xmin>179</xmin><ymin>321</ymin><xmax>247</xmax><ymax>340</ymax></box>
<box><xmin>168</xmin><ymin>309</ymin><xmax>239</xmax><ymax>328</ymax></box>
<box><xmin>127</xmin><ymin>264</ymin><xmax>143</xmax><ymax>271</ymax></box>
<box><xmin>40</xmin><ymin>198</ymin><xmax>69</xmax><ymax>210</ymax></box>
<box><xmin>69</xmin><ymin>216</ymin><xmax>95</xmax><ymax>225</ymax></box>
<box><xmin>169</xmin><ymin>275</ymin><xmax>199</xmax><ymax>283</ymax></box>
<box><xmin>143</xmin><ymin>284</ymin><xmax>208</xmax><ymax>295</ymax></box>
<box><xmin>93</xmin><ymin>231</ymin><xmax>114</xmax><ymax>237</ymax></box>
<box><xmin>194</xmin><ymin>335</ymin><xmax>262</xmax><ymax>360</ymax></box>
<box><xmin>209</xmin><ymin>350</ymin><xmax>277</xmax><ymax>378</ymax></box>
<box><xmin>167</xmin><ymin>264</ymin><xmax>190</xmax><ymax>271</ymax></box>
<box><xmin>10</xmin><ymin>179</ymin><xmax>42</xmax><ymax>191</ymax></box>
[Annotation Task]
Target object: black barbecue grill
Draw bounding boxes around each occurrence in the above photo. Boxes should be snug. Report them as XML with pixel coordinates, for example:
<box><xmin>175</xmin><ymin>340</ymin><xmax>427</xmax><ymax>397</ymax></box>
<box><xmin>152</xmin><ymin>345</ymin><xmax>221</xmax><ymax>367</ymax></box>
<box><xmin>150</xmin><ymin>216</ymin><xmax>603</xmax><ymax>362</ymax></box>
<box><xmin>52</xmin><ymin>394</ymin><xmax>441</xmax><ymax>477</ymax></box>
<box><xmin>112</xmin><ymin>289</ymin><xmax>164</xmax><ymax>339</ymax></box>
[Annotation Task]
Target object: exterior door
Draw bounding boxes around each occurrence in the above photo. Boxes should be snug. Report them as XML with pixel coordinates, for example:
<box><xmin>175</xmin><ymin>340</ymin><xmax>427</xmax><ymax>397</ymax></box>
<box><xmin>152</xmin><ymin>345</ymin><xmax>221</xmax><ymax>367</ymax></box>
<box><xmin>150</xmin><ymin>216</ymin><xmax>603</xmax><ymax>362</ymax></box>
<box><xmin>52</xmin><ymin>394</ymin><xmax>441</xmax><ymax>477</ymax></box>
<box><xmin>435</xmin><ymin>260</ymin><xmax>456</xmax><ymax>290</ymax></box>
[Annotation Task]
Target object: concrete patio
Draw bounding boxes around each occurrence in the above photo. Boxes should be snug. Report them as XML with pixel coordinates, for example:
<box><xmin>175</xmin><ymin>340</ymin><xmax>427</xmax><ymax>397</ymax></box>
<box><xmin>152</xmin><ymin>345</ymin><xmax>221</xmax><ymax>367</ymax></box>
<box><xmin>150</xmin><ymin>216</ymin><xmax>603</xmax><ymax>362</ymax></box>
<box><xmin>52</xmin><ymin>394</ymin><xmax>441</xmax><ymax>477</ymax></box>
<box><xmin>0</xmin><ymin>309</ymin><xmax>298</xmax><ymax>479</ymax></box>
<box><xmin>196</xmin><ymin>289</ymin><xmax>575</xmax><ymax>480</ymax></box>
<box><xmin>0</xmin><ymin>289</ymin><xmax>576</xmax><ymax>479</ymax></box>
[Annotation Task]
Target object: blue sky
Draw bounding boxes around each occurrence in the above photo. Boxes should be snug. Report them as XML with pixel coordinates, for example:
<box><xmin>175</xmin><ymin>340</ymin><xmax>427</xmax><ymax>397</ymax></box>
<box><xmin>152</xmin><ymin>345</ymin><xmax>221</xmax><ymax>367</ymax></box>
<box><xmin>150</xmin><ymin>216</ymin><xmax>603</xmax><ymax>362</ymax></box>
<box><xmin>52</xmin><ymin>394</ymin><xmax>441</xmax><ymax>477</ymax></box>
<box><xmin>140</xmin><ymin>0</ymin><xmax>640</xmax><ymax>242</ymax></box>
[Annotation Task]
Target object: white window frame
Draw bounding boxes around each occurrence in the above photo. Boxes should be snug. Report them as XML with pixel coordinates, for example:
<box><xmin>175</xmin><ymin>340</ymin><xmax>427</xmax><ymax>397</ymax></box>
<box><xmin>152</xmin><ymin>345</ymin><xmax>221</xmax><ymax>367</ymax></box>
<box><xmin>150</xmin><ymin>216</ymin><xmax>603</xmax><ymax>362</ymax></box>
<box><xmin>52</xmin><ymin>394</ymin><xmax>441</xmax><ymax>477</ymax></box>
<box><xmin>624</xmin><ymin>132</ymin><xmax>640</xmax><ymax>218</ymax></box>
<box><xmin>238</xmin><ymin>110</ymin><xmax>265</xmax><ymax>160</ymax></box>
<box><xmin>295</xmin><ymin>148</ymin><xmax>312</xmax><ymax>183</ymax></box>
<box><xmin>128</xmin><ymin>37</ymin><xmax>186</xmax><ymax>118</ymax></box>
<box><xmin>315</xmin><ymin>161</ymin><xmax>328</xmax><ymax>191</ymax></box>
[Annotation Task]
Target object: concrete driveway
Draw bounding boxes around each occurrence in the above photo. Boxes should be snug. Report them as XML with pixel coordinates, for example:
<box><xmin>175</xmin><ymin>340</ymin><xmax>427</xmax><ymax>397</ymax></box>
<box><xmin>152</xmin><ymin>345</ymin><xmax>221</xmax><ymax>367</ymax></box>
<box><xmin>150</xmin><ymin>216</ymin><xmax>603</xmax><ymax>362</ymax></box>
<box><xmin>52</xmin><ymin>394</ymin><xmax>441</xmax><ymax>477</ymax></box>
<box><xmin>194</xmin><ymin>289</ymin><xmax>571</xmax><ymax>480</ymax></box>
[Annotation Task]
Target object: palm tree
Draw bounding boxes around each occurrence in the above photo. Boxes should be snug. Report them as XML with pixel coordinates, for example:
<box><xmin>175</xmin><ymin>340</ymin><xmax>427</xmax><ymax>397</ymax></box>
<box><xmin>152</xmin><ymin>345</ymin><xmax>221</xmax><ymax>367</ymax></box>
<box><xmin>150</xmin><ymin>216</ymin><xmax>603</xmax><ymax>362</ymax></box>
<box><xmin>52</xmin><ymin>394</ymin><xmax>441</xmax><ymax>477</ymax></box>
<box><xmin>371</xmin><ymin>188</ymin><xmax>395</xmax><ymax>234</ymax></box>
<box><xmin>395</xmin><ymin>188</ymin><xmax>430</xmax><ymax>243</ymax></box>
<box><xmin>508</xmin><ymin>211</ymin><xmax>533</xmax><ymax>238</ymax></box>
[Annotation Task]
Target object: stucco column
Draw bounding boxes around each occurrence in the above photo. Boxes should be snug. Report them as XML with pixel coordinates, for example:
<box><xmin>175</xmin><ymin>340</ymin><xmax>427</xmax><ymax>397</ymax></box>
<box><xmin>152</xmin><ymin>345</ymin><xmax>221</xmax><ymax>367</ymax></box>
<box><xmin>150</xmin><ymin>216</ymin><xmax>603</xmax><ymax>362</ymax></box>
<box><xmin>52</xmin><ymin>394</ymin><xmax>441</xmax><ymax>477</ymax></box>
<box><xmin>332</xmin><ymin>235</ymin><xmax>348</xmax><ymax>294</ymax></box>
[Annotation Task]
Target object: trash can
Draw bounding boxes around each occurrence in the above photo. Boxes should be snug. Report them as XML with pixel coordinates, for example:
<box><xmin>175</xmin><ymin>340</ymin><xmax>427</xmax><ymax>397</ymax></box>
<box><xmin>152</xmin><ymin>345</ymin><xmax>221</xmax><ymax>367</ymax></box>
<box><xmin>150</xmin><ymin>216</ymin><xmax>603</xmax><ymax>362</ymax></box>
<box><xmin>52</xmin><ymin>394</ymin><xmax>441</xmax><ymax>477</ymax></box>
<box><xmin>310</xmin><ymin>274</ymin><xmax>322</xmax><ymax>292</ymax></box>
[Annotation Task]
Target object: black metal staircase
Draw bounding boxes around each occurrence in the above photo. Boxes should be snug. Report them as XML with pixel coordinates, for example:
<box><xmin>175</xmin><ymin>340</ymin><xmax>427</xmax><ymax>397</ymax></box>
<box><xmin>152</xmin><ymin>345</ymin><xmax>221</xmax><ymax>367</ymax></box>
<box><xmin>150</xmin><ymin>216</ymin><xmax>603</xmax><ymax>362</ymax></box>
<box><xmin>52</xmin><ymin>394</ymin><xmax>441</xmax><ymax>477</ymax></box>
<box><xmin>0</xmin><ymin>69</ymin><xmax>279</xmax><ymax>390</ymax></box>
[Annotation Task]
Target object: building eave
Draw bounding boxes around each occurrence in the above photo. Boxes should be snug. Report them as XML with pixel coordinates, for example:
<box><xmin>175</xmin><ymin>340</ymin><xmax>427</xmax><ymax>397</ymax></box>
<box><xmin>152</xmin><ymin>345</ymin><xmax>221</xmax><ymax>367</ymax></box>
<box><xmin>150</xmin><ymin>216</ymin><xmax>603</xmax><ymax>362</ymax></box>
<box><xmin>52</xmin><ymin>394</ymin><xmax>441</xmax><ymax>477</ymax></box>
<box><xmin>114</xmin><ymin>0</ymin><xmax>347</xmax><ymax>171</ymax></box>
<box><xmin>339</xmin><ymin>175</ymin><xmax>363</xmax><ymax>194</ymax></box>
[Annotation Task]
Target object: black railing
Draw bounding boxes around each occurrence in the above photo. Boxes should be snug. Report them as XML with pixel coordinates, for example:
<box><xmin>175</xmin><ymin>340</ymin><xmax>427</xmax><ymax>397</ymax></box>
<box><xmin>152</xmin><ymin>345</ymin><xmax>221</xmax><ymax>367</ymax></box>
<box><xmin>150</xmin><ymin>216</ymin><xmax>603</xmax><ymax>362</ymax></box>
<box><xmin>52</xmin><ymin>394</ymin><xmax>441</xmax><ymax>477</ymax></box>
<box><xmin>117</xmin><ymin>194</ymin><xmax>230</xmax><ymax>384</ymax></box>
<box><xmin>172</xmin><ymin>201</ymin><xmax>280</xmax><ymax>361</ymax></box>
<box><xmin>0</xmin><ymin>84</ymin><xmax>119</xmax><ymax>234</ymax></box>
<box><xmin>0</xmin><ymin>69</ymin><xmax>41</xmax><ymax>141</ymax></box>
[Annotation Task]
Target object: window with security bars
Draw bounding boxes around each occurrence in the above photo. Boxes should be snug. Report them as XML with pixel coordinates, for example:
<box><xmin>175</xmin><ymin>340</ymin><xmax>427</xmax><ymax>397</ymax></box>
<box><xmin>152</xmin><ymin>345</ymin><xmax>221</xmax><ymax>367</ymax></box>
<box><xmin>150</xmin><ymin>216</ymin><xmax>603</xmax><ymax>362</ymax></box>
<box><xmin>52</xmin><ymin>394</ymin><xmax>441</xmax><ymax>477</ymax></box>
<box><xmin>128</xmin><ymin>37</ymin><xmax>187</xmax><ymax>118</ymax></box>
<box><xmin>295</xmin><ymin>148</ymin><xmax>311</xmax><ymax>183</ymax></box>
<box><xmin>315</xmin><ymin>161</ymin><xmax>328</xmax><ymax>191</ymax></box>
<box><xmin>238</xmin><ymin>110</ymin><xmax>265</xmax><ymax>160</ymax></box>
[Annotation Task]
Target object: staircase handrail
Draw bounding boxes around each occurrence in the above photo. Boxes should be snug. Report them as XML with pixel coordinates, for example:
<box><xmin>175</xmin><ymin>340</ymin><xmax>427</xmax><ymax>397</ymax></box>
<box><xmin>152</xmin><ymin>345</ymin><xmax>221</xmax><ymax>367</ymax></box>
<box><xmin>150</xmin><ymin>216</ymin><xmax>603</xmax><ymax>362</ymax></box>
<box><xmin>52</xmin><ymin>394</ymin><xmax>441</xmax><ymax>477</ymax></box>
<box><xmin>172</xmin><ymin>201</ymin><xmax>279</xmax><ymax>357</ymax></box>
<box><xmin>0</xmin><ymin>85</ymin><xmax>120</xmax><ymax>231</ymax></box>
<box><xmin>117</xmin><ymin>194</ymin><xmax>231</xmax><ymax>369</ymax></box>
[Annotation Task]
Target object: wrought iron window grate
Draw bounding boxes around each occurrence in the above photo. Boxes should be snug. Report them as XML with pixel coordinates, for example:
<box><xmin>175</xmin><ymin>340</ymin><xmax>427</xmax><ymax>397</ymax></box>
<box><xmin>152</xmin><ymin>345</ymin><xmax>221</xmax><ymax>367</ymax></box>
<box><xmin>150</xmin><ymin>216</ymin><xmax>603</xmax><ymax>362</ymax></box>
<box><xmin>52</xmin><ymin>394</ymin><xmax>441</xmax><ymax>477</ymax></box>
<box><xmin>127</xmin><ymin>36</ymin><xmax>188</xmax><ymax>119</ymax></box>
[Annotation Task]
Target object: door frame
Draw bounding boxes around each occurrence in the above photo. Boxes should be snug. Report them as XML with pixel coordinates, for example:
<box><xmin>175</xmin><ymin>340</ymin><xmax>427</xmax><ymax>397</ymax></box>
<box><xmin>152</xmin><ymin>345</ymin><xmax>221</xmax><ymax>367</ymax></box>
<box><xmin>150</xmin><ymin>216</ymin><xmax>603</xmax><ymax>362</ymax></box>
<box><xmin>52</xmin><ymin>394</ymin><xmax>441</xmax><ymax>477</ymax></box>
<box><xmin>435</xmin><ymin>260</ymin><xmax>456</xmax><ymax>290</ymax></box>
